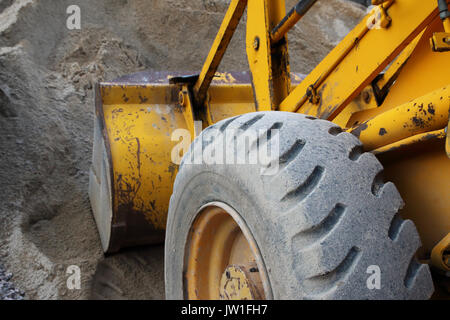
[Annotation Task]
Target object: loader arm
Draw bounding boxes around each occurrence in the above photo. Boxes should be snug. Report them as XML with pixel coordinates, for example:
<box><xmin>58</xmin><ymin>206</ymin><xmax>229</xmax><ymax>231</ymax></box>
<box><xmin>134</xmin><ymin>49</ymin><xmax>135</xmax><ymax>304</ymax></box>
<box><xmin>184</xmin><ymin>0</ymin><xmax>450</xmax><ymax>152</ymax></box>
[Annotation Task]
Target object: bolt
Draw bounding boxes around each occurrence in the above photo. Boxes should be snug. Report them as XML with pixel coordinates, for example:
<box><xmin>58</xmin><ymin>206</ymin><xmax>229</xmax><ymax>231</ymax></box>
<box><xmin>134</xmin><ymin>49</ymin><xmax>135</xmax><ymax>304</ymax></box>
<box><xmin>178</xmin><ymin>91</ymin><xmax>185</xmax><ymax>106</ymax></box>
<box><xmin>253</xmin><ymin>36</ymin><xmax>260</xmax><ymax>51</ymax></box>
<box><xmin>362</xmin><ymin>91</ymin><xmax>371</xmax><ymax>103</ymax></box>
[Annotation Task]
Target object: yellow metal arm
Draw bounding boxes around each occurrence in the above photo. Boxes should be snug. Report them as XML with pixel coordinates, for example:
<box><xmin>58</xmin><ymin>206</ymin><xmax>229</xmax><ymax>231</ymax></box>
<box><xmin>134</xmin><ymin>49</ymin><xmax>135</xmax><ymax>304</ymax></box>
<box><xmin>270</xmin><ymin>0</ymin><xmax>317</xmax><ymax>44</ymax></box>
<box><xmin>193</xmin><ymin>0</ymin><xmax>247</xmax><ymax>106</ymax></box>
<box><xmin>279</xmin><ymin>0</ymin><xmax>441</xmax><ymax>119</ymax></box>
<box><xmin>350</xmin><ymin>85</ymin><xmax>450</xmax><ymax>151</ymax></box>
<box><xmin>246</xmin><ymin>0</ymin><xmax>290</xmax><ymax>110</ymax></box>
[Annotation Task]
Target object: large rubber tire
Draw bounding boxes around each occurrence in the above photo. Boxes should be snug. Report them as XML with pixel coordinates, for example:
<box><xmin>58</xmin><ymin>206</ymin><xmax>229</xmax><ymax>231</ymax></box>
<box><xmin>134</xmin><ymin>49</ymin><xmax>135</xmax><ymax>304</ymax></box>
<box><xmin>165</xmin><ymin>111</ymin><xmax>434</xmax><ymax>300</ymax></box>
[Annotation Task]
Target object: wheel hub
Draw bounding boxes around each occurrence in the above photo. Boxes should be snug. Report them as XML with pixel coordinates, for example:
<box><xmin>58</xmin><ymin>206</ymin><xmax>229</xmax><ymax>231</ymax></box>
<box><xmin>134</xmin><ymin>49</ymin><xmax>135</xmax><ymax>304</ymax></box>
<box><xmin>219</xmin><ymin>263</ymin><xmax>264</xmax><ymax>300</ymax></box>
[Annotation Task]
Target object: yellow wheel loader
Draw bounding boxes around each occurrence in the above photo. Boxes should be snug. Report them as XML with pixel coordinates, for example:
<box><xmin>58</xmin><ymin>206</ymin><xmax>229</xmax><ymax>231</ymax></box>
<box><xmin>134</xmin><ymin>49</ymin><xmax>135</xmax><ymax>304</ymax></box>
<box><xmin>89</xmin><ymin>0</ymin><xmax>450</xmax><ymax>299</ymax></box>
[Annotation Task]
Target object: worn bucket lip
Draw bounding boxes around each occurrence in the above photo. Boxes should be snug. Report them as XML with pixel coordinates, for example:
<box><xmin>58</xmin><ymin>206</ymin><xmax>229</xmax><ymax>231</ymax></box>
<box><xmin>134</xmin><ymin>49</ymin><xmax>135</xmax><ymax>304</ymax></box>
<box><xmin>102</xmin><ymin>70</ymin><xmax>306</xmax><ymax>86</ymax></box>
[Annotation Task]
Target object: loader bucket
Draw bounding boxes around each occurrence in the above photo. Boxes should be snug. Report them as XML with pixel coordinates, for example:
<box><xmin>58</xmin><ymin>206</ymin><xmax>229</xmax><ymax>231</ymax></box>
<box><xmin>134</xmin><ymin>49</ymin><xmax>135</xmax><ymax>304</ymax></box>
<box><xmin>89</xmin><ymin>71</ymin><xmax>261</xmax><ymax>253</ymax></box>
<box><xmin>89</xmin><ymin>72</ymin><xmax>183</xmax><ymax>253</ymax></box>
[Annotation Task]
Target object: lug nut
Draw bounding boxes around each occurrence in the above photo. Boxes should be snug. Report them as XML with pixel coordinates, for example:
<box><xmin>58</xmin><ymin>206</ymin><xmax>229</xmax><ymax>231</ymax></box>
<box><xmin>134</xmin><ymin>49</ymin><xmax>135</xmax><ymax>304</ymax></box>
<box><xmin>253</xmin><ymin>36</ymin><xmax>260</xmax><ymax>50</ymax></box>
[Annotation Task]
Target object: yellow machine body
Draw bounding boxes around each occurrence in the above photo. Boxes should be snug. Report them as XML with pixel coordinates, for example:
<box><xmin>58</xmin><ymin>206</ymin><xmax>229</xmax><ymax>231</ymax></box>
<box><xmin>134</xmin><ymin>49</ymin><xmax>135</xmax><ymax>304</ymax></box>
<box><xmin>89</xmin><ymin>0</ymin><xmax>449</xmax><ymax>292</ymax></box>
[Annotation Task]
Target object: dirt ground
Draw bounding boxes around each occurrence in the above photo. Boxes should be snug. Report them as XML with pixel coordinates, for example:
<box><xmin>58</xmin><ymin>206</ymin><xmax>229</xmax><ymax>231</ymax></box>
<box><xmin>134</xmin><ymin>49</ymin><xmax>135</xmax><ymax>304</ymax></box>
<box><xmin>0</xmin><ymin>0</ymin><xmax>366</xmax><ymax>299</ymax></box>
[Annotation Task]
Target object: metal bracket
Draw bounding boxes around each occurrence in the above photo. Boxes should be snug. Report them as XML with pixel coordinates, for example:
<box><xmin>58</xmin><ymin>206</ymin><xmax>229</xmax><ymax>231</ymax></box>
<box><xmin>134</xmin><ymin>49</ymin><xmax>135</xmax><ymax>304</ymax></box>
<box><xmin>367</xmin><ymin>3</ymin><xmax>392</xmax><ymax>29</ymax></box>
<box><xmin>169</xmin><ymin>75</ymin><xmax>204</xmax><ymax>138</ymax></box>
<box><xmin>431</xmin><ymin>0</ymin><xmax>450</xmax><ymax>52</ymax></box>
<box><xmin>178</xmin><ymin>84</ymin><xmax>202</xmax><ymax>139</ymax></box>
<box><xmin>430</xmin><ymin>32</ymin><xmax>450</xmax><ymax>52</ymax></box>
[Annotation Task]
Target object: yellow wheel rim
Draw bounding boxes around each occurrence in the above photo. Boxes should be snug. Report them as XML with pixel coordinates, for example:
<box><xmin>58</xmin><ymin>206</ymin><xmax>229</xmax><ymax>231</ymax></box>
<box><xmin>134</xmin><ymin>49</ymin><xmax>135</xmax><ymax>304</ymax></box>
<box><xmin>184</xmin><ymin>202</ymin><xmax>271</xmax><ymax>300</ymax></box>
